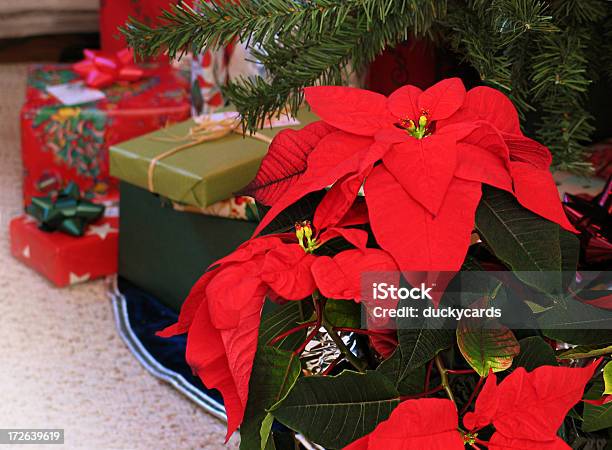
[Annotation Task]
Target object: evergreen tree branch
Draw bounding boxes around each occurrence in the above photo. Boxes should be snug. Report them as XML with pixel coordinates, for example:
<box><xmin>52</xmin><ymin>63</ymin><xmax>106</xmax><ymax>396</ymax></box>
<box><xmin>222</xmin><ymin>0</ymin><xmax>447</xmax><ymax>130</ymax></box>
<box><xmin>121</xmin><ymin>0</ymin><xmax>612</xmax><ymax>170</ymax></box>
<box><xmin>529</xmin><ymin>0</ymin><xmax>607</xmax><ymax>171</ymax></box>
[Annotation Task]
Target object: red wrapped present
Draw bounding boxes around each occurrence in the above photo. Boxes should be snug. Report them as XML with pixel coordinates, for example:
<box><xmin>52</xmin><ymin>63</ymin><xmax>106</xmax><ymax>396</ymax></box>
<box><xmin>9</xmin><ymin>211</ymin><xmax>119</xmax><ymax>287</ymax></box>
<box><xmin>100</xmin><ymin>0</ymin><xmax>190</xmax><ymax>59</ymax></box>
<box><xmin>21</xmin><ymin>60</ymin><xmax>190</xmax><ymax>206</ymax></box>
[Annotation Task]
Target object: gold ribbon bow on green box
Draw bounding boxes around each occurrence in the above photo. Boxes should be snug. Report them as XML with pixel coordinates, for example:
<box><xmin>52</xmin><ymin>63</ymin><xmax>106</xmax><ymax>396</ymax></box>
<box><xmin>26</xmin><ymin>182</ymin><xmax>105</xmax><ymax>237</ymax></box>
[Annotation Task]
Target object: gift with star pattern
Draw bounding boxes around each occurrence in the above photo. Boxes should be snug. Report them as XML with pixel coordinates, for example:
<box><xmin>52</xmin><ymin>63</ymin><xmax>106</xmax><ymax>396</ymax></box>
<box><xmin>9</xmin><ymin>185</ymin><xmax>118</xmax><ymax>287</ymax></box>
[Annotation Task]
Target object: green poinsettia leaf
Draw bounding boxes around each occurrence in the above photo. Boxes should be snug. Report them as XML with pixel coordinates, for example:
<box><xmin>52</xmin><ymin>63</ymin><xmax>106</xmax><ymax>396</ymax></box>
<box><xmin>320</xmin><ymin>299</ymin><xmax>361</xmax><ymax>328</ymax></box>
<box><xmin>511</xmin><ymin>336</ymin><xmax>557</xmax><ymax>371</ymax></box>
<box><xmin>376</xmin><ymin>349</ymin><xmax>425</xmax><ymax>396</ymax></box>
<box><xmin>394</xmin><ymin>326</ymin><xmax>455</xmax><ymax>381</ymax></box>
<box><xmin>604</xmin><ymin>361</ymin><xmax>612</xmax><ymax>396</ymax></box>
<box><xmin>255</xmin><ymin>190</ymin><xmax>325</xmax><ymax>236</ymax></box>
<box><xmin>245</xmin><ymin>203</ymin><xmax>259</xmax><ymax>222</ymax></box>
<box><xmin>558</xmin><ymin>344</ymin><xmax>612</xmax><ymax>360</ymax></box>
<box><xmin>539</xmin><ymin>299</ymin><xmax>612</xmax><ymax>345</ymax></box>
<box><xmin>559</xmin><ymin>228</ymin><xmax>579</xmax><ymax>286</ymax></box>
<box><xmin>239</xmin><ymin>346</ymin><xmax>301</xmax><ymax>450</ymax></box>
<box><xmin>259</xmin><ymin>300</ymin><xmax>311</xmax><ymax>352</ymax></box>
<box><xmin>524</xmin><ymin>300</ymin><xmax>554</xmax><ymax>314</ymax></box>
<box><xmin>394</xmin><ymin>298</ymin><xmax>455</xmax><ymax>382</ymax></box>
<box><xmin>457</xmin><ymin>313</ymin><xmax>520</xmax><ymax>377</ymax></box>
<box><xmin>583</xmin><ymin>379</ymin><xmax>612</xmax><ymax>432</ymax></box>
<box><xmin>239</xmin><ymin>301</ymin><xmax>311</xmax><ymax>450</ymax></box>
<box><xmin>259</xmin><ymin>413</ymin><xmax>276</xmax><ymax>450</ymax></box>
<box><xmin>271</xmin><ymin>370</ymin><xmax>400</xmax><ymax>449</ymax></box>
<box><xmin>475</xmin><ymin>186</ymin><xmax>565</xmax><ymax>295</ymax></box>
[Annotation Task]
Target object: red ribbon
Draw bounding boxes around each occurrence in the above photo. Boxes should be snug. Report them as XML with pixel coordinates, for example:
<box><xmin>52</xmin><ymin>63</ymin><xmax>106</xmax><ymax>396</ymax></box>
<box><xmin>73</xmin><ymin>48</ymin><xmax>144</xmax><ymax>89</ymax></box>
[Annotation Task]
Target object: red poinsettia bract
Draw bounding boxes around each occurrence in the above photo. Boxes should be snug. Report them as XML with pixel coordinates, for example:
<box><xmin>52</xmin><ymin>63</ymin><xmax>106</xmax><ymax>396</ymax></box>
<box><xmin>463</xmin><ymin>361</ymin><xmax>600</xmax><ymax>449</ymax></box>
<box><xmin>240</xmin><ymin>120</ymin><xmax>337</xmax><ymax>205</ymax></box>
<box><xmin>344</xmin><ymin>398</ymin><xmax>464</xmax><ymax>449</ymax></box>
<box><xmin>252</xmin><ymin>79</ymin><xmax>575</xmax><ymax>273</ymax></box>
<box><xmin>342</xmin><ymin>361</ymin><xmax>599</xmax><ymax>450</ymax></box>
<box><xmin>157</xmin><ymin>234</ymin><xmax>317</xmax><ymax>439</ymax></box>
<box><xmin>157</xmin><ymin>220</ymin><xmax>394</xmax><ymax>439</ymax></box>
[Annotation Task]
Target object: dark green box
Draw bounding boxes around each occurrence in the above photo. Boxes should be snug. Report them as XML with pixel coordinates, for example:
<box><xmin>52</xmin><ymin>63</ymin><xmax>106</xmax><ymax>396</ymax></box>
<box><xmin>118</xmin><ymin>181</ymin><xmax>256</xmax><ymax>312</ymax></box>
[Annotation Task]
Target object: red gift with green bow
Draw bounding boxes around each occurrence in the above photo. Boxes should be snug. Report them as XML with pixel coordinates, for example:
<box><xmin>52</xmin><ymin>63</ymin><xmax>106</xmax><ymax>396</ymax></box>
<box><xmin>10</xmin><ymin>188</ymin><xmax>119</xmax><ymax>287</ymax></box>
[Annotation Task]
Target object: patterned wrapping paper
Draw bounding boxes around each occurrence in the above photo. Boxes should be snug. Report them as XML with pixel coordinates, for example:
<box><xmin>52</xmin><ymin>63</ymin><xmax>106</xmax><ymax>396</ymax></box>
<box><xmin>190</xmin><ymin>42</ymin><xmax>266</xmax><ymax>117</ymax></box>
<box><xmin>171</xmin><ymin>195</ymin><xmax>259</xmax><ymax>222</ymax></box>
<box><xmin>190</xmin><ymin>0</ymin><xmax>266</xmax><ymax>117</ymax></box>
<box><xmin>9</xmin><ymin>204</ymin><xmax>119</xmax><ymax>288</ymax></box>
<box><xmin>20</xmin><ymin>63</ymin><xmax>191</xmax><ymax>206</ymax></box>
<box><xmin>190</xmin><ymin>49</ymin><xmax>228</xmax><ymax>116</ymax></box>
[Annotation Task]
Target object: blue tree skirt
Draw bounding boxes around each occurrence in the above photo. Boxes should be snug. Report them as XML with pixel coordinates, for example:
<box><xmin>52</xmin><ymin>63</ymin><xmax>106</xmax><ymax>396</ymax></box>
<box><xmin>109</xmin><ymin>276</ymin><xmax>226</xmax><ymax>421</ymax></box>
<box><xmin>109</xmin><ymin>277</ymin><xmax>325</xmax><ymax>450</ymax></box>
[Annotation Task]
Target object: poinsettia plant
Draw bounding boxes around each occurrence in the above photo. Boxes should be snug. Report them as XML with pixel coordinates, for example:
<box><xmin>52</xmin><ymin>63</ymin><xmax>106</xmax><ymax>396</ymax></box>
<box><xmin>160</xmin><ymin>79</ymin><xmax>612</xmax><ymax>449</ymax></box>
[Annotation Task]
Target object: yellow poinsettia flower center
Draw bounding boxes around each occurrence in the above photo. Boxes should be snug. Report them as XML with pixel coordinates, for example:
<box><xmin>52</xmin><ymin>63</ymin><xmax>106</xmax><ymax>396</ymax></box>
<box><xmin>295</xmin><ymin>220</ymin><xmax>317</xmax><ymax>253</ymax></box>
<box><xmin>398</xmin><ymin>111</ymin><xmax>432</xmax><ymax>139</ymax></box>
<box><xmin>463</xmin><ymin>431</ymin><xmax>478</xmax><ymax>445</ymax></box>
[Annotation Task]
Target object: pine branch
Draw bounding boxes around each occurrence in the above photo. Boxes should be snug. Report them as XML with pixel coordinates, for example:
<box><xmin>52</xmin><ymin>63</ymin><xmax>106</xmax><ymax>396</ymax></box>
<box><xmin>120</xmin><ymin>0</ymin><xmax>611</xmax><ymax>170</ymax></box>
<box><xmin>529</xmin><ymin>0</ymin><xmax>607</xmax><ymax>171</ymax></box>
<box><xmin>123</xmin><ymin>0</ymin><xmax>447</xmax><ymax>130</ymax></box>
<box><xmin>445</xmin><ymin>0</ymin><xmax>555</xmax><ymax>119</ymax></box>
<box><xmin>122</xmin><ymin>0</ymin><xmax>443</xmax><ymax>58</ymax></box>
<box><xmin>122</xmin><ymin>1</ymin><xmax>336</xmax><ymax>57</ymax></box>
<box><xmin>220</xmin><ymin>0</ymin><xmax>447</xmax><ymax>131</ymax></box>
<box><xmin>549</xmin><ymin>0</ymin><xmax>607</xmax><ymax>26</ymax></box>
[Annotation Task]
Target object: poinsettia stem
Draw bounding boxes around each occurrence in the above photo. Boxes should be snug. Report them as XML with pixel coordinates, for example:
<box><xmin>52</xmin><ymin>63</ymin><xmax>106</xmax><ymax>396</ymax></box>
<box><xmin>293</xmin><ymin>324</ymin><xmax>320</xmax><ymax>356</ymax></box>
<box><xmin>474</xmin><ymin>438</ymin><xmax>489</xmax><ymax>448</ymax></box>
<box><xmin>321</xmin><ymin>354</ymin><xmax>344</xmax><ymax>376</ymax></box>
<box><xmin>399</xmin><ymin>385</ymin><xmax>444</xmax><ymax>401</ymax></box>
<box><xmin>322</xmin><ymin>322</ymin><xmax>368</xmax><ymax>373</ymax></box>
<box><xmin>268</xmin><ymin>321</ymin><xmax>317</xmax><ymax>346</ymax></box>
<box><xmin>460</xmin><ymin>376</ymin><xmax>485</xmax><ymax>416</ymax></box>
<box><xmin>293</xmin><ymin>293</ymin><xmax>325</xmax><ymax>355</ymax></box>
<box><xmin>435</xmin><ymin>354</ymin><xmax>457</xmax><ymax>408</ymax></box>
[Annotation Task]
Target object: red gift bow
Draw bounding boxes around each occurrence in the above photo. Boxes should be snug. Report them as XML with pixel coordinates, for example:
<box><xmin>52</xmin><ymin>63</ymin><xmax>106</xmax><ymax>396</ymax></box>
<box><xmin>73</xmin><ymin>48</ymin><xmax>144</xmax><ymax>88</ymax></box>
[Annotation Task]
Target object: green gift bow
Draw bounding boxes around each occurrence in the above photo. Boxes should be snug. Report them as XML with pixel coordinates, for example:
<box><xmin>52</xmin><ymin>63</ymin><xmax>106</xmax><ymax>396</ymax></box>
<box><xmin>26</xmin><ymin>182</ymin><xmax>105</xmax><ymax>237</ymax></box>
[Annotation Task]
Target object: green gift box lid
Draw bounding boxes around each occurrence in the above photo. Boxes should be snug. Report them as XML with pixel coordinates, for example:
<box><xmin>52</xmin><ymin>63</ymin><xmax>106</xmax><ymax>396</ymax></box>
<box><xmin>109</xmin><ymin>109</ymin><xmax>318</xmax><ymax>208</ymax></box>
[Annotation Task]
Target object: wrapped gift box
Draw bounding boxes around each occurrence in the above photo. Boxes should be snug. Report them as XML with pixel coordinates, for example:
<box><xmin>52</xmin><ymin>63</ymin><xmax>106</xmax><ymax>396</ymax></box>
<box><xmin>112</xmin><ymin>110</ymin><xmax>317</xmax><ymax>310</ymax></box>
<box><xmin>100</xmin><ymin>0</ymin><xmax>185</xmax><ymax>58</ymax></box>
<box><xmin>118</xmin><ymin>181</ymin><xmax>256</xmax><ymax>311</ymax></box>
<box><xmin>10</xmin><ymin>213</ymin><xmax>119</xmax><ymax>287</ymax></box>
<box><xmin>21</xmin><ymin>63</ymin><xmax>190</xmax><ymax>206</ymax></box>
<box><xmin>109</xmin><ymin>109</ymin><xmax>316</xmax><ymax>209</ymax></box>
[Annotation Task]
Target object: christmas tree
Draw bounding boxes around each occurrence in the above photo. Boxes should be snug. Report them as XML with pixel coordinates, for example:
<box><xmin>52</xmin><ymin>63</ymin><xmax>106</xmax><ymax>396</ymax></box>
<box><xmin>123</xmin><ymin>0</ymin><xmax>612</xmax><ymax>171</ymax></box>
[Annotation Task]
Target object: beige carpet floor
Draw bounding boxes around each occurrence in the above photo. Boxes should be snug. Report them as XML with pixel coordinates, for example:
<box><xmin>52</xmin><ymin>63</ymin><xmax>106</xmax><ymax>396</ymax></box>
<box><xmin>0</xmin><ymin>64</ymin><xmax>237</xmax><ymax>449</ymax></box>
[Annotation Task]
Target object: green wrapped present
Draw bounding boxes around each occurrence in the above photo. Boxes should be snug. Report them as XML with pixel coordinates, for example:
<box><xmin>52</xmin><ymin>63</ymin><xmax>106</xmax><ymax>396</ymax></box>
<box><xmin>112</xmin><ymin>110</ymin><xmax>318</xmax><ymax>310</ymax></box>
<box><xmin>118</xmin><ymin>182</ymin><xmax>257</xmax><ymax>311</ymax></box>
<box><xmin>110</xmin><ymin>110</ymin><xmax>317</xmax><ymax>209</ymax></box>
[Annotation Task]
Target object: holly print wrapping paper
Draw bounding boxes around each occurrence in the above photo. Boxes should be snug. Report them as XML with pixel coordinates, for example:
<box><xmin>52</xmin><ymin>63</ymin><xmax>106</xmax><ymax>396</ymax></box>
<box><xmin>20</xmin><ymin>63</ymin><xmax>190</xmax><ymax>206</ymax></box>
